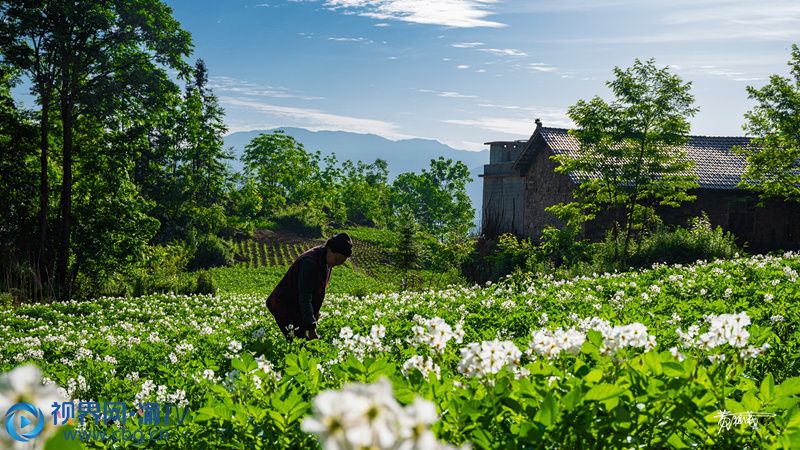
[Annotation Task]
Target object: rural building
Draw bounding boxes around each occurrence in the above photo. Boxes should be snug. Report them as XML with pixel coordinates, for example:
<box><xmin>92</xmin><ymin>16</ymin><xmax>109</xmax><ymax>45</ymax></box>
<box><xmin>480</xmin><ymin>120</ymin><xmax>800</xmax><ymax>252</ymax></box>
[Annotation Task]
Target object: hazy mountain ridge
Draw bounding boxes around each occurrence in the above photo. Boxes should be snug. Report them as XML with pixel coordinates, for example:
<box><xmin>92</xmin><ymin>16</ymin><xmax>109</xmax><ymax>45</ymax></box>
<box><xmin>223</xmin><ymin>127</ymin><xmax>490</xmax><ymax>224</ymax></box>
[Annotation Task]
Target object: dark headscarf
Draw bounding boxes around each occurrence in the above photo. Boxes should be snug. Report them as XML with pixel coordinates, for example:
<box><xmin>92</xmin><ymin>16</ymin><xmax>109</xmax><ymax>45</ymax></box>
<box><xmin>325</xmin><ymin>232</ymin><xmax>352</xmax><ymax>257</ymax></box>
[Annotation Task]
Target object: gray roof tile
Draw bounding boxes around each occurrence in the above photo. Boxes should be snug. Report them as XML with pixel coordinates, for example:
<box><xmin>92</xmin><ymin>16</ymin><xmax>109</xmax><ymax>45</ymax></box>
<box><xmin>535</xmin><ymin>127</ymin><xmax>753</xmax><ymax>190</ymax></box>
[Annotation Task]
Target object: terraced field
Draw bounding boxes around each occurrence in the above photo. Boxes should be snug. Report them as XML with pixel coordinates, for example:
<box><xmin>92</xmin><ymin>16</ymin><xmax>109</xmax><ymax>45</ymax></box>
<box><xmin>233</xmin><ymin>233</ymin><xmax>388</xmax><ymax>275</ymax></box>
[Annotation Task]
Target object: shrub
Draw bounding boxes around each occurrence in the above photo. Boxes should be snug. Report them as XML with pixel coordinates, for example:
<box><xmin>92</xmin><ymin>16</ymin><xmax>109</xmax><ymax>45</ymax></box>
<box><xmin>592</xmin><ymin>212</ymin><xmax>741</xmax><ymax>271</ymax></box>
<box><xmin>188</xmin><ymin>234</ymin><xmax>235</xmax><ymax>271</ymax></box>
<box><xmin>194</xmin><ymin>271</ymin><xmax>218</xmax><ymax>295</ymax></box>
<box><xmin>273</xmin><ymin>204</ymin><xmax>325</xmax><ymax>237</ymax></box>
<box><xmin>0</xmin><ymin>292</ymin><xmax>13</xmax><ymax>308</ymax></box>
<box><xmin>462</xmin><ymin>234</ymin><xmax>537</xmax><ymax>283</ymax></box>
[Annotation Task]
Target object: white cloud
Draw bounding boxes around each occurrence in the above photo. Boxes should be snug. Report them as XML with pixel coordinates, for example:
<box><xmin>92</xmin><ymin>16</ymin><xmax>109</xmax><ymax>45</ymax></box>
<box><xmin>418</xmin><ymin>89</ymin><xmax>477</xmax><ymax>98</ymax></box>
<box><xmin>220</xmin><ymin>96</ymin><xmax>413</xmax><ymax>140</ymax></box>
<box><xmin>374</xmin><ymin>22</ymin><xmax>390</xmax><ymax>27</ymax></box>
<box><xmin>209</xmin><ymin>76</ymin><xmax>324</xmax><ymax>100</ymax></box>
<box><xmin>479</xmin><ymin>48</ymin><xmax>527</xmax><ymax>57</ymax></box>
<box><xmin>528</xmin><ymin>62</ymin><xmax>558</xmax><ymax>72</ymax></box>
<box><xmin>541</xmin><ymin>1</ymin><xmax>800</xmax><ymax>44</ymax></box>
<box><xmin>446</xmin><ymin>105</ymin><xmax>573</xmax><ymax>135</ymax></box>
<box><xmin>451</xmin><ymin>42</ymin><xmax>485</xmax><ymax>48</ymax></box>
<box><xmin>323</xmin><ymin>0</ymin><xmax>506</xmax><ymax>28</ymax></box>
<box><xmin>443</xmin><ymin>117</ymin><xmax>537</xmax><ymax>136</ymax></box>
<box><xmin>328</xmin><ymin>36</ymin><xmax>372</xmax><ymax>42</ymax></box>
<box><xmin>457</xmin><ymin>64</ymin><xmax>470</xmax><ymax>69</ymax></box>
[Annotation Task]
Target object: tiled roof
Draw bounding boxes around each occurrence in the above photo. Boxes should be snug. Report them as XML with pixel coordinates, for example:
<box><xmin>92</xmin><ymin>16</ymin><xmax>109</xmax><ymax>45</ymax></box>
<box><xmin>527</xmin><ymin>127</ymin><xmax>754</xmax><ymax>190</ymax></box>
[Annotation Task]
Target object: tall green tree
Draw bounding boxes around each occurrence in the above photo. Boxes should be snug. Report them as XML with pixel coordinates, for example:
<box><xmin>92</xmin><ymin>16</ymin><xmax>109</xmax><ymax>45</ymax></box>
<box><xmin>555</xmin><ymin>58</ymin><xmax>699</xmax><ymax>260</ymax></box>
<box><xmin>242</xmin><ymin>130</ymin><xmax>321</xmax><ymax>215</ymax></box>
<box><xmin>0</xmin><ymin>2</ymin><xmax>61</xmax><ymax>283</ymax></box>
<box><xmin>154</xmin><ymin>58</ymin><xmax>233</xmax><ymax>239</ymax></box>
<box><xmin>736</xmin><ymin>44</ymin><xmax>800</xmax><ymax>202</ymax></box>
<box><xmin>0</xmin><ymin>0</ymin><xmax>192</xmax><ymax>299</ymax></box>
<box><xmin>392</xmin><ymin>157</ymin><xmax>474</xmax><ymax>239</ymax></box>
<box><xmin>0</xmin><ymin>67</ymin><xmax>39</xmax><ymax>293</ymax></box>
<box><xmin>339</xmin><ymin>158</ymin><xmax>390</xmax><ymax>227</ymax></box>
<box><xmin>177</xmin><ymin>59</ymin><xmax>231</xmax><ymax>208</ymax></box>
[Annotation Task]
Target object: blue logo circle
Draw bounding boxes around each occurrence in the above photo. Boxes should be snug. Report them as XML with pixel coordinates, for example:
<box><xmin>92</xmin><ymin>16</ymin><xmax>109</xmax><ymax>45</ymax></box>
<box><xmin>5</xmin><ymin>402</ymin><xmax>45</xmax><ymax>442</ymax></box>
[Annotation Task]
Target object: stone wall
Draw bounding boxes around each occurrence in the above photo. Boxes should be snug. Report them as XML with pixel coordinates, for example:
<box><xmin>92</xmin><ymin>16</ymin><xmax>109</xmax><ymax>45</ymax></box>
<box><xmin>486</xmin><ymin>140</ymin><xmax>800</xmax><ymax>251</ymax></box>
<box><xmin>522</xmin><ymin>145</ymin><xmax>576</xmax><ymax>239</ymax></box>
<box><xmin>481</xmin><ymin>169</ymin><xmax>525</xmax><ymax>236</ymax></box>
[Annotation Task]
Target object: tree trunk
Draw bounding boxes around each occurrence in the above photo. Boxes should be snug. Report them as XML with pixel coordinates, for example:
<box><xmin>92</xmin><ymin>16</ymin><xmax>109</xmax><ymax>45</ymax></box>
<box><xmin>37</xmin><ymin>90</ymin><xmax>51</xmax><ymax>294</ymax></box>
<box><xmin>56</xmin><ymin>70</ymin><xmax>73</xmax><ymax>301</ymax></box>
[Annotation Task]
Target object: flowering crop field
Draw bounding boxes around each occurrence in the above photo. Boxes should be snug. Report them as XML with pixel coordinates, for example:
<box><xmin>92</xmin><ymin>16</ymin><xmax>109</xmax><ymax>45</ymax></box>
<box><xmin>2</xmin><ymin>253</ymin><xmax>800</xmax><ymax>449</ymax></box>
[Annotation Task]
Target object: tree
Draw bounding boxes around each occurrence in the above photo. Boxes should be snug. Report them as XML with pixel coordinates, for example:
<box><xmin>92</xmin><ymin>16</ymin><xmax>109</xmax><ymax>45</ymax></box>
<box><xmin>391</xmin><ymin>157</ymin><xmax>474</xmax><ymax>239</ymax></box>
<box><xmin>0</xmin><ymin>67</ymin><xmax>40</xmax><ymax>294</ymax></box>
<box><xmin>736</xmin><ymin>44</ymin><xmax>800</xmax><ymax>202</ymax></box>
<box><xmin>0</xmin><ymin>0</ymin><xmax>192</xmax><ymax>299</ymax></box>
<box><xmin>339</xmin><ymin>159</ymin><xmax>390</xmax><ymax>227</ymax></box>
<box><xmin>0</xmin><ymin>2</ymin><xmax>62</xmax><ymax>284</ymax></box>
<box><xmin>555</xmin><ymin>58</ymin><xmax>699</xmax><ymax>261</ymax></box>
<box><xmin>241</xmin><ymin>130</ymin><xmax>321</xmax><ymax>215</ymax></box>
<box><xmin>177</xmin><ymin>59</ymin><xmax>232</xmax><ymax>208</ymax></box>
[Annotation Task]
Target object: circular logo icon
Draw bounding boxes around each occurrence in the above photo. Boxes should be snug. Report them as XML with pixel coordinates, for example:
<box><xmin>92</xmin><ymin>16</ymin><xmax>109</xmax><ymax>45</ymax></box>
<box><xmin>5</xmin><ymin>402</ymin><xmax>45</xmax><ymax>442</ymax></box>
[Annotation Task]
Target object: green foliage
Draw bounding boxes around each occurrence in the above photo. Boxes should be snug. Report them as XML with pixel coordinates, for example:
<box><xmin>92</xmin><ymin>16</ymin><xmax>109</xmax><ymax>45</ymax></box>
<box><xmin>540</xmin><ymin>202</ymin><xmax>593</xmax><ymax>267</ymax></box>
<box><xmin>3</xmin><ymin>253</ymin><xmax>799</xmax><ymax>449</ymax></box>
<box><xmin>391</xmin><ymin>157</ymin><xmax>475</xmax><ymax>239</ymax></box>
<box><xmin>188</xmin><ymin>234</ymin><xmax>235</xmax><ymax>271</ymax></box>
<box><xmin>736</xmin><ymin>44</ymin><xmax>800</xmax><ymax>203</ymax></box>
<box><xmin>129</xmin><ymin>244</ymin><xmax>193</xmax><ymax>296</ymax></box>
<box><xmin>0</xmin><ymin>0</ymin><xmax>193</xmax><ymax>299</ymax></box>
<box><xmin>592</xmin><ymin>212</ymin><xmax>742</xmax><ymax>271</ymax></box>
<box><xmin>557</xmin><ymin>58</ymin><xmax>700</xmax><ymax>262</ymax></box>
<box><xmin>462</xmin><ymin>233</ymin><xmax>537</xmax><ymax>283</ymax></box>
<box><xmin>242</xmin><ymin>130</ymin><xmax>322</xmax><ymax>215</ymax></box>
<box><xmin>0</xmin><ymin>292</ymin><xmax>13</xmax><ymax>308</ymax></box>
<box><xmin>273</xmin><ymin>204</ymin><xmax>327</xmax><ymax>237</ymax></box>
<box><xmin>393</xmin><ymin>206</ymin><xmax>422</xmax><ymax>272</ymax></box>
<box><xmin>334</xmin><ymin>226</ymin><xmax>398</xmax><ymax>249</ymax></box>
<box><xmin>194</xmin><ymin>270</ymin><xmax>218</xmax><ymax>295</ymax></box>
<box><xmin>337</xmin><ymin>159</ymin><xmax>391</xmax><ymax>227</ymax></box>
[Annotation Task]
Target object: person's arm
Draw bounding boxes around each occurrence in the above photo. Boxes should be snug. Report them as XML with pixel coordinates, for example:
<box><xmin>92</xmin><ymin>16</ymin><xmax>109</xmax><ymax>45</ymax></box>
<box><xmin>297</xmin><ymin>259</ymin><xmax>318</xmax><ymax>338</ymax></box>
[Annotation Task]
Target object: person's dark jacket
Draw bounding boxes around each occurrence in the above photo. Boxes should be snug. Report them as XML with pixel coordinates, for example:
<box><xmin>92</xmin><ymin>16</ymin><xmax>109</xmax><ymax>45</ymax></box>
<box><xmin>266</xmin><ymin>246</ymin><xmax>331</xmax><ymax>338</ymax></box>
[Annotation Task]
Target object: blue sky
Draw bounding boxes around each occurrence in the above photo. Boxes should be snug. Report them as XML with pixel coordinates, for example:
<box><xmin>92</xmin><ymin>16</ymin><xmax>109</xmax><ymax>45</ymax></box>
<box><xmin>88</xmin><ymin>1</ymin><xmax>800</xmax><ymax>150</ymax></box>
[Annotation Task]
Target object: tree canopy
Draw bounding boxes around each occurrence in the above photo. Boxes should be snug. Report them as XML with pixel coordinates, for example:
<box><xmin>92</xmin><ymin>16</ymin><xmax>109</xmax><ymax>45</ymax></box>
<box><xmin>737</xmin><ymin>44</ymin><xmax>800</xmax><ymax>203</ymax></box>
<box><xmin>553</xmin><ymin>58</ymin><xmax>700</xmax><ymax>259</ymax></box>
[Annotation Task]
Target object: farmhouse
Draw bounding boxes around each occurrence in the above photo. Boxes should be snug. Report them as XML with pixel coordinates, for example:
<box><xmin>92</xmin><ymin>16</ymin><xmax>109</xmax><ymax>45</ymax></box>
<box><xmin>480</xmin><ymin>120</ymin><xmax>800</xmax><ymax>252</ymax></box>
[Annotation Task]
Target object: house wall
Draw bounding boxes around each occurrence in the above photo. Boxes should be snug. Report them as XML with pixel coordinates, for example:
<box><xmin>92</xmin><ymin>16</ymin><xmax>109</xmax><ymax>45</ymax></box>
<box><xmin>482</xmin><ymin>141</ymin><xmax>529</xmax><ymax>236</ymax></box>
<box><xmin>522</xmin><ymin>145</ymin><xmax>576</xmax><ymax>239</ymax></box>
<box><xmin>488</xmin><ymin>138</ymin><xmax>800</xmax><ymax>251</ymax></box>
<box><xmin>481</xmin><ymin>168</ymin><xmax>525</xmax><ymax>236</ymax></box>
<box><xmin>656</xmin><ymin>191</ymin><xmax>800</xmax><ymax>252</ymax></box>
<box><xmin>516</xmin><ymin>145</ymin><xmax>800</xmax><ymax>251</ymax></box>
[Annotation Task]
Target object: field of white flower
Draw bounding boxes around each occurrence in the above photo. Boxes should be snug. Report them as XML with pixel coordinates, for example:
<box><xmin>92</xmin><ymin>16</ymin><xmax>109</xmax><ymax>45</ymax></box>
<box><xmin>2</xmin><ymin>252</ymin><xmax>800</xmax><ymax>449</ymax></box>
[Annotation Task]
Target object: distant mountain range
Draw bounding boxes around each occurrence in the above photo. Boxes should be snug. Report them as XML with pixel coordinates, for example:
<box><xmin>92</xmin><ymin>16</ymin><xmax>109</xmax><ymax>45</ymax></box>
<box><xmin>223</xmin><ymin>127</ymin><xmax>491</xmax><ymax>225</ymax></box>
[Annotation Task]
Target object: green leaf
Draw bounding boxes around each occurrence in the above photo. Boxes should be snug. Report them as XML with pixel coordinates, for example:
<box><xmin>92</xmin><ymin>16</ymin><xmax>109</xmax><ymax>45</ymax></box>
<box><xmin>585</xmin><ymin>383</ymin><xmax>626</xmax><ymax>402</ymax></box>
<box><xmin>537</xmin><ymin>393</ymin><xmax>558</xmax><ymax>427</ymax></box>
<box><xmin>562</xmin><ymin>387</ymin><xmax>583</xmax><ymax>412</ymax></box>
<box><xmin>761</xmin><ymin>373</ymin><xmax>776</xmax><ymax>403</ymax></box>
<box><xmin>662</xmin><ymin>362</ymin><xmax>684</xmax><ymax>377</ymax></box>
<box><xmin>666</xmin><ymin>432</ymin><xmax>689</xmax><ymax>449</ymax></box>
<box><xmin>777</xmin><ymin>377</ymin><xmax>800</xmax><ymax>397</ymax></box>
<box><xmin>584</xmin><ymin>368</ymin><xmax>604</xmax><ymax>383</ymax></box>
